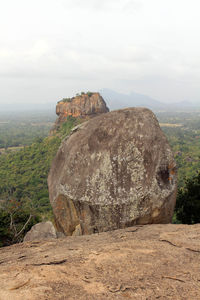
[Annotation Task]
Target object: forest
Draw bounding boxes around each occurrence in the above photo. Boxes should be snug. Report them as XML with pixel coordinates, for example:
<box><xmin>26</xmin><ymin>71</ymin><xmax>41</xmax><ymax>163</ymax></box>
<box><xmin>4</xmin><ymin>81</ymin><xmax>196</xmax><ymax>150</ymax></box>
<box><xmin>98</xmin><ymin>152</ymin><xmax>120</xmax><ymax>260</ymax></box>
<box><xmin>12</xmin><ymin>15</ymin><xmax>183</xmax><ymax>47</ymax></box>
<box><xmin>156</xmin><ymin>111</ymin><xmax>200</xmax><ymax>188</ymax></box>
<box><xmin>0</xmin><ymin>109</ymin><xmax>199</xmax><ymax>246</ymax></box>
<box><xmin>0</xmin><ymin>110</ymin><xmax>55</xmax><ymax>150</ymax></box>
<box><xmin>0</xmin><ymin>113</ymin><xmax>80</xmax><ymax>246</ymax></box>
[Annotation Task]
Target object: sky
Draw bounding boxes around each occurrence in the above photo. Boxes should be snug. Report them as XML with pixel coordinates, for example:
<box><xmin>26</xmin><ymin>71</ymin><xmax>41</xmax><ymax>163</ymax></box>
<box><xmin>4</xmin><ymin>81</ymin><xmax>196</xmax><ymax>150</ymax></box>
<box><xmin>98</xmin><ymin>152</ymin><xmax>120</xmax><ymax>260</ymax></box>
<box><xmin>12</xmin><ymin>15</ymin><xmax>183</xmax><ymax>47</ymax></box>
<box><xmin>0</xmin><ymin>0</ymin><xmax>200</xmax><ymax>107</ymax></box>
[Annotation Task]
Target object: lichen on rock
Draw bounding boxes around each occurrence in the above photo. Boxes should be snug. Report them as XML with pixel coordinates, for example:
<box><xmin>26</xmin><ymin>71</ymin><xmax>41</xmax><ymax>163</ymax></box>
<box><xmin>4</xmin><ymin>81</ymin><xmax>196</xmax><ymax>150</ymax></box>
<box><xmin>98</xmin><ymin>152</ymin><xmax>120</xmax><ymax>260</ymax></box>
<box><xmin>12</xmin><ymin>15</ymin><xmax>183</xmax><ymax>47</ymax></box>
<box><xmin>48</xmin><ymin>107</ymin><xmax>177</xmax><ymax>236</ymax></box>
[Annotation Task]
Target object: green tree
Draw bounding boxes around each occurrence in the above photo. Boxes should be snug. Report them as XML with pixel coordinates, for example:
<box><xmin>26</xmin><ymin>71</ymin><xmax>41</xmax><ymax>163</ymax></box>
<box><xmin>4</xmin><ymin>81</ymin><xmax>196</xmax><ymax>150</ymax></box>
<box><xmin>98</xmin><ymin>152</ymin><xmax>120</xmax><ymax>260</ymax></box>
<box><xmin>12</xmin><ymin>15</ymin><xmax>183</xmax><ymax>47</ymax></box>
<box><xmin>0</xmin><ymin>116</ymin><xmax>80</xmax><ymax>246</ymax></box>
<box><xmin>0</xmin><ymin>197</ymin><xmax>41</xmax><ymax>247</ymax></box>
<box><xmin>175</xmin><ymin>172</ymin><xmax>200</xmax><ymax>224</ymax></box>
<box><xmin>87</xmin><ymin>91</ymin><xmax>93</xmax><ymax>97</ymax></box>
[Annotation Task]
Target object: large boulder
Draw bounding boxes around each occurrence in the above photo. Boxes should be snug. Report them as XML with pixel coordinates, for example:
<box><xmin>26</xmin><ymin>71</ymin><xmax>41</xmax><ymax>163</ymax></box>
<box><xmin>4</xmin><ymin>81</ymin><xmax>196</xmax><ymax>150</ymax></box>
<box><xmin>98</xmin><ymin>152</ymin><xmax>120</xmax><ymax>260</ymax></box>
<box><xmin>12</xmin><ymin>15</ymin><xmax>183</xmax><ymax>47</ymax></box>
<box><xmin>48</xmin><ymin>108</ymin><xmax>177</xmax><ymax>235</ymax></box>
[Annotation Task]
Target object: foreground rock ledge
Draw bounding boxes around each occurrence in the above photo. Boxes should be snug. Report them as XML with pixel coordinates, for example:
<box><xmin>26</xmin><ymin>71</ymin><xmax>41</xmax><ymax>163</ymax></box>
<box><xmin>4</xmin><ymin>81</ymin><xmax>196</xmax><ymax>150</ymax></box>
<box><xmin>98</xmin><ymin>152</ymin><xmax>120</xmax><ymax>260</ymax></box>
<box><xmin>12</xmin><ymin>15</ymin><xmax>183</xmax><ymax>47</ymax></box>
<box><xmin>48</xmin><ymin>107</ymin><xmax>177</xmax><ymax>236</ymax></box>
<box><xmin>0</xmin><ymin>224</ymin><xmax>200</xmax><ymax>300</ymax></box>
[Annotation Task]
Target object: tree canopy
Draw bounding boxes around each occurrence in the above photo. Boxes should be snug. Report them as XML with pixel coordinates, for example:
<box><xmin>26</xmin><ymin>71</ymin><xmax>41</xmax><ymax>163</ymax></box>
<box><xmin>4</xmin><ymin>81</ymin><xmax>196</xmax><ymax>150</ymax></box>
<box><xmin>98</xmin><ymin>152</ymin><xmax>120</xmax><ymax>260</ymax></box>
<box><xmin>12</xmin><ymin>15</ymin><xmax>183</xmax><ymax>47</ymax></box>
<box><xmin>175</xmin><ymin>172</ymin><xmax>200</xmax><ymax>224</ymax></box>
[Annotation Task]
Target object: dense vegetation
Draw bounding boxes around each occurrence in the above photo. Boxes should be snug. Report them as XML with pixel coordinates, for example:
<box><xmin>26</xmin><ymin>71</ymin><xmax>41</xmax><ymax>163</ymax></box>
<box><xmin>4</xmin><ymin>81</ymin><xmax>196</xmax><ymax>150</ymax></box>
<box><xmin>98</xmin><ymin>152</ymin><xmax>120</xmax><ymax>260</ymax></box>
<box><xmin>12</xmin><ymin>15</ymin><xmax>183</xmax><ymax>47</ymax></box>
<box><xmin>0</xmin><ymin>111</ymin><xmax>55</xmax><ymax>149</ymax></box>
<box><xmin>156</xmin><ymin>111</ymin><xmax>200</xmax><ymax>188</ymax></box>
<box><xmin>175</xmin><ymin>172</ymin><xmax>200</xmax><ymax>224</ymax></box>
<box><xmin>0</xmin><ymin>115</ymin><xmax>80</xmax><ymax>246</ymax></box>
<box><xmin>0</xmin><ymin>201</ymin><xmax>41</xmax><ymax>247</ymax></box>
<box><xmin>156</xmin><ymin>111</ymin><xmax>200</xmax><ymax>224</ymax></box>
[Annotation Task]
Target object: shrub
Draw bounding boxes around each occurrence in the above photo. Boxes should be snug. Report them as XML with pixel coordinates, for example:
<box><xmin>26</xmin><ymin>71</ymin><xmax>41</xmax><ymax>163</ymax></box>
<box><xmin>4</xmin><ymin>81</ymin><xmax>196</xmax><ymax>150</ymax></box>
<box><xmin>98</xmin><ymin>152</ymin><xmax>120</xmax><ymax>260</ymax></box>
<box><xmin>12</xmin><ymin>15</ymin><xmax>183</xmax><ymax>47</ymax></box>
<box><xmin>175</xmin><ymin>172</ymin><xmax>200</xmax><ymax>224</ymax></box>
<box><xmin>62</xmin><ymin>98</ymin><xmax>72</xmax><ymax>103</ymax></box>
<box><xmin>0</xmin><ymin>199</ymin><xmax>41</xmax><ymax>247</ymax></box>
<box><xmin>86</xmin><ymin>91</ymin><xmax>93</xmax><ymax>97</ymax></box>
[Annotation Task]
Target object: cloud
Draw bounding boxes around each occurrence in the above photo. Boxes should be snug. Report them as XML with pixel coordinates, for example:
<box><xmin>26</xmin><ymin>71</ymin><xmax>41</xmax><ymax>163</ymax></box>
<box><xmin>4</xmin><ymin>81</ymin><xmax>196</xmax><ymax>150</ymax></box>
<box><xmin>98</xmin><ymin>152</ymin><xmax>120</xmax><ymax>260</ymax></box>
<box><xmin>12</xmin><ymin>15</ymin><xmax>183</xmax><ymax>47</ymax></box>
<box><xmin>0</xmin><ymin>0</ymin><xmax>200</xmax><ymax>104</ymax></box>
<box><xmin>61</xmin><ymin>0</ymin><xmax>141</xmax><ymax>12</ymax></box>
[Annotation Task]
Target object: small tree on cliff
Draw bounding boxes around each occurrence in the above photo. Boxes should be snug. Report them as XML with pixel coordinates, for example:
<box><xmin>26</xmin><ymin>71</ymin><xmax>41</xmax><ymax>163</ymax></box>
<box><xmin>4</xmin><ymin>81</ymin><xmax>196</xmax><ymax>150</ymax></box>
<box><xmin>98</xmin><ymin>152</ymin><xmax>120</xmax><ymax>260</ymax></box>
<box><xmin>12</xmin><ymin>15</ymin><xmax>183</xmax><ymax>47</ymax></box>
<box><xmin>86</xmin><ymin>91</ymin><xmax>93</xmax><ymax>97</ymax></box>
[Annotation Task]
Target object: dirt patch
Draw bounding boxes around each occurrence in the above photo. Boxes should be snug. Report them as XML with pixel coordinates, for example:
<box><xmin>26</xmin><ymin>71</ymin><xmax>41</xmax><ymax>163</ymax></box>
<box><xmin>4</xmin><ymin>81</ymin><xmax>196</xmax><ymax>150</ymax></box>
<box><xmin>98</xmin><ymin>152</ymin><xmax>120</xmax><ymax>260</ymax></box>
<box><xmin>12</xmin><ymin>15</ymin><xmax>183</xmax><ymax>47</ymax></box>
<box><xmin>0</xmin><ymin>224</ymin><xmax>200</xmax><ymax>299</ymax></box>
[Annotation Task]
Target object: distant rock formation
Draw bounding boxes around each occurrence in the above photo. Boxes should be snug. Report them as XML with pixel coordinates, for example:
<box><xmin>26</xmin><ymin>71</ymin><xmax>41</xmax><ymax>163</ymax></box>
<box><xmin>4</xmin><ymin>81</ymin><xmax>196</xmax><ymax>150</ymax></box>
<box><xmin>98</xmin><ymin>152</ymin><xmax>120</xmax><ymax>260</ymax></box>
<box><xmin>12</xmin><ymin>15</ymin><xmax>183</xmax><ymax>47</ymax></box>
<box><xmin>51</xmin><ymin>92</ymin><xmax>109</xmax><ymax>132</ymax></box>
<box><xmin>48</xmin><ymin>107</ymin><xmax>177</xmax><ymax>236</ymax></box>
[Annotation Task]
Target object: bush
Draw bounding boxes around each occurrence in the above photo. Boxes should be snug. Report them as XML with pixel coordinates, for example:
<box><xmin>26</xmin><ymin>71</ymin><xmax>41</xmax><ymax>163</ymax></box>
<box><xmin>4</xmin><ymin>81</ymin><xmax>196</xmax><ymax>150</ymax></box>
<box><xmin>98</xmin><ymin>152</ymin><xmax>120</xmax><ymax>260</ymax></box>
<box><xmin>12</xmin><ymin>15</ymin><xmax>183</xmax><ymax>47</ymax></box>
<box><xmin>61</xmin><ymin>98</ymin><xmax>72</xmax><ymax>103</ymax></box>
<box><xmin>0</xmin><ymin>200</ymin><xmax>41</xmax><ymax>247</ymax></box>
<box><xmin>86</xmin><ymin>91</ymin><xmax>93</xmax><ymax>97</ymax></box>
<box><xmin>0</xmin><ymin>209</ymin><xmax>12</xmax><ymax>247</ymax></box>
<box><xmin>175</xmin><ymin>172</ymin><xmax>200</xmax><ymax>224</ymax></box>
<box><xmin>60</xmin><ymin>116</ymin><xmax>80</xmax><ymax>137</ymax></box>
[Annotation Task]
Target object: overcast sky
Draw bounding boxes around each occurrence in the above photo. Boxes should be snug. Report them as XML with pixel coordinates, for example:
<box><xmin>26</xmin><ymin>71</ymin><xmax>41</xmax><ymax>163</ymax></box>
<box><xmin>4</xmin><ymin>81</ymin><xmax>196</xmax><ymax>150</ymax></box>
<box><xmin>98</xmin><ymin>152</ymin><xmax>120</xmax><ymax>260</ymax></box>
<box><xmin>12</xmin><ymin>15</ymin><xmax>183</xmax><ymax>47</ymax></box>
<box><xmin>0</xmin><ymin>0</ymin><xmax>200</xmax><ymax>107</ymax></box>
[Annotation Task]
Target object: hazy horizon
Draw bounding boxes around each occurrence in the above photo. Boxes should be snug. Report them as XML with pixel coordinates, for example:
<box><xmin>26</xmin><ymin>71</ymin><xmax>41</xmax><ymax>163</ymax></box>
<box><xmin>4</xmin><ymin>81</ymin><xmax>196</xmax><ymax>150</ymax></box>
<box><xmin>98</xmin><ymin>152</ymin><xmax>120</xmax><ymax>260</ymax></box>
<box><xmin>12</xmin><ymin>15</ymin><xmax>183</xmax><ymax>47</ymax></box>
<box><xmin>1</xmin><ymin>88</ymin><xmax>200</xmax><ymax>113</ymax></box>
<box><xmin>1</xmin><ymin>0</ymin><xmax>200</xmax><ymax>107</ymax></box>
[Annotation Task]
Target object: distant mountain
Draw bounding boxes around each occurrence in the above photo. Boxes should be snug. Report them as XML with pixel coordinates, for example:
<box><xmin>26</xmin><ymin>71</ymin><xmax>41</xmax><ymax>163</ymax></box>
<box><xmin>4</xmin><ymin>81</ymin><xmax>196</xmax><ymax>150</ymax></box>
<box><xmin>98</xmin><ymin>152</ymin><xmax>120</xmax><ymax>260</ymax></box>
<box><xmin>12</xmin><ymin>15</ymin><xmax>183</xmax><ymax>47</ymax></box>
<box><xmin>172</xmin><ymin>100</ymin><xmax>200</xmax><ymax>108</ymax></box>
<box><xmin>1</xmin><ymin>90</ymin><xmax>199</xmax><ymax>113</ymax></box>
<box><xmin>99</xmin><ymin>88</ymin><xmax>166</xmax><ymax>111</ymax></box>
<box><xmin>99</xmin><ymin>89</ymin><xmax>200</xmax><ymax>112</ymax></box>
<box><xmin>174</xmin><ymin>100</ymin><xmax>192</xmax><ymax>106</ymax></box>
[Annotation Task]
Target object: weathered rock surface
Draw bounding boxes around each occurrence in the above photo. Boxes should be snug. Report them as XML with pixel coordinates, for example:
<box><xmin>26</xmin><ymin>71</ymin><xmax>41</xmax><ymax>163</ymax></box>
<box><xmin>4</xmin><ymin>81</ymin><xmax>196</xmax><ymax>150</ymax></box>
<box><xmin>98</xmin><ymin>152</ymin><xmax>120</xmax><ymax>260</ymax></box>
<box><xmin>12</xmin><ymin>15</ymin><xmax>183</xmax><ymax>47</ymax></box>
<box><xmin>48</xmin><ymin>108</ymin><xmax>177</xmax><ymax>236</ymax></box>
<box><xmin>0</xmin><ymin>224</ymin><xmax>200</xmax><ymax>300</ymax></box>
<box><xmin>53</xmin><ymin>92</ymin><xmax>109</xmax><ymax>131</ymax></box>
<box><xmin>23</xmin><ymin>221</ymin><xmax>57</xmax><ymax>242</ymax></box>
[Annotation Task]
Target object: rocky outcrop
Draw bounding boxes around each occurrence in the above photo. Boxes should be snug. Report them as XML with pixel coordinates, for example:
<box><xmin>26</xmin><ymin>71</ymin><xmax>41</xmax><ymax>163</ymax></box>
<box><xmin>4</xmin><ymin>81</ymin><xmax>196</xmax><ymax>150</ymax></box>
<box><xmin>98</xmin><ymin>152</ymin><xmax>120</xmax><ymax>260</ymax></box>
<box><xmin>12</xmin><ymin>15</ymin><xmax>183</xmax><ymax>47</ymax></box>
<box><xmin>23</xmin><ymin>221</ymin><xmax>57</xmax><ymax>242</ymax></box>
<box><xmin>48</xmin><ymin>108</ymin><xmax>177</xmax><ymax>236</ymax></box>
<box><xmin>0</xmin><ymin>224</ymin><xmax>200</xmax><ymax>300</ymax></box>
<box><xmin>53</xmin><ymin>92</ymin><xmax>109</xmax><ymax>131</ymax></box>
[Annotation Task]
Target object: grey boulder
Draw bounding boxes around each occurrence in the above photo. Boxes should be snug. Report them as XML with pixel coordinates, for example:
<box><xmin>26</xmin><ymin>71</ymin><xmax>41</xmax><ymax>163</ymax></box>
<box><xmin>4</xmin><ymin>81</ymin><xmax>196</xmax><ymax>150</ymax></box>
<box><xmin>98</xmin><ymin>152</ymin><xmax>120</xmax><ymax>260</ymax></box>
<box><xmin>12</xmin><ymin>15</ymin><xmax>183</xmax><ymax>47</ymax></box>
<box><xmin>48</xmin><ymin>108</ymin><xmax>177</xmax><ymax>236</ymax></box>
<box><xmin>24</xmin><ymin>221</ymin><xmax>57</xmax><ymax>242</ymax></box>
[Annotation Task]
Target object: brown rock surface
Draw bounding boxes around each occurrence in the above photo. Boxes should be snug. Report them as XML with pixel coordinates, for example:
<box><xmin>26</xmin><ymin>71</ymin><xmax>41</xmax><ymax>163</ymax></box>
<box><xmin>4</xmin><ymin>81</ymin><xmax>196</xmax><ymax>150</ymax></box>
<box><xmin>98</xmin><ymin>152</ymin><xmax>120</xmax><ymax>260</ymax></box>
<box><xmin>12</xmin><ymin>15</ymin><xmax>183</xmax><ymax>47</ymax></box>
<box><xmin>53</xmin><ymin>92</ymin><xmax>109</xmax><ymax>130</ymax></box>
<box><xmin>0</xmin><ymin>224</ymin><xmax>200</xmax><ymax>300</ymax></box>
<box><xmin>48</xmin><ymin>108</ymin><xmax>177</xmax><ymax>236</ymax></box>
<box><xmin>23</xmin><ymin>221</ymin><xmax>57</xmax><ymax>242</ymax></box>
